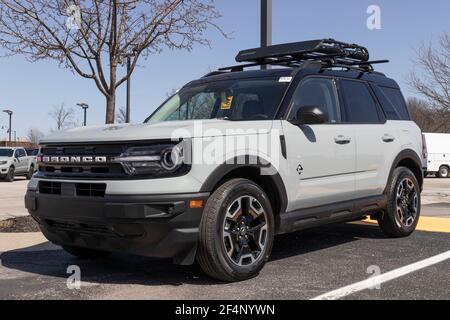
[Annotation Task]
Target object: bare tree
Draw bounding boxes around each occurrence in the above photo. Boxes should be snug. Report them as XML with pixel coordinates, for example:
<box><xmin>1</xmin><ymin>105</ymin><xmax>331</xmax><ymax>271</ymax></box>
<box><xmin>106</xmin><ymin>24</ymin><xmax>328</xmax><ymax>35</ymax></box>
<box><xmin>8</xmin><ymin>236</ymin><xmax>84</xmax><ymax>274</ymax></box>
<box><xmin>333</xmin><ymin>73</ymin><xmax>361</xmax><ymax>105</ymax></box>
<box><xmin>26</xmin><ymin>127</ymin><xmax>44</xmax><ymax>145</ymax></box>
<box><xmin>49</xmin><ymin>103</ymin><xmax>74</xmax><ymax>130</ymax></box>
<box><xmin>408</xmin><ymin>33</ymin><xmax>450</xmax><ymax>112</ymax></box>
<box><xmin>407</xmin><ymin>97</ymin><xmax>450</xmax><ymax>133</ymax></box>
<box><xmin>0</xmin><ymin>1</ymin><xmax>224</xmax><ymax>124</ymax></box>
<box><xmin>116</xmin><ymin>107</ymin><xmax>126</xmax><ymax>123</ymax></box>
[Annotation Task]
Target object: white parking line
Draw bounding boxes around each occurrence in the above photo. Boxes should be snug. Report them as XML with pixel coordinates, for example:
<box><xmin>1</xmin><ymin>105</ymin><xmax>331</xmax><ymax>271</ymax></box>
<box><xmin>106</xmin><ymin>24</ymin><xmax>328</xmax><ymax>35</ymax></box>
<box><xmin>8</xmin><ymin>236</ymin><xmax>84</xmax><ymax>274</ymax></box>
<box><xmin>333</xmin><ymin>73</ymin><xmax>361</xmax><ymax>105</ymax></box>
<box><xmin>311</xmin><ymin>250</ymin><xmax>450</xmax><ymax>300</ymax></box>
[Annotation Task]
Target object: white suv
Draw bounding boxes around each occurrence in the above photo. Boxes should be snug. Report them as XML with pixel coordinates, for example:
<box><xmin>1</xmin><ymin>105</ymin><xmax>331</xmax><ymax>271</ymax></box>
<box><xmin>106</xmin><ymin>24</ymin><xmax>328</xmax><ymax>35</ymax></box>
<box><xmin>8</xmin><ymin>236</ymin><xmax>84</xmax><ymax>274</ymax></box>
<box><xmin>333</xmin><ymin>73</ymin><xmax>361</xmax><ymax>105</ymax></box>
<box><xmin>25</xmin><ymin>40</ymin><xmax>424</xmax><ymax>281</ymax></box>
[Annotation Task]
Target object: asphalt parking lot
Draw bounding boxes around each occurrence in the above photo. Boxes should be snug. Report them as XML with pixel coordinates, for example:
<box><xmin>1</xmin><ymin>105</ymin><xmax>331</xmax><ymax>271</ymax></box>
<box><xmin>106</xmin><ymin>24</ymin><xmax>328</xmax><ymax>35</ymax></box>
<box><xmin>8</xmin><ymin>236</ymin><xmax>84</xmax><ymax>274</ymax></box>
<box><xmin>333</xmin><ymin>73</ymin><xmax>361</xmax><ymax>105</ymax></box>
<box><xmin>0</xmin><ymin>177</ymin><xmax>449</xmax><ymax>300</ymax></box>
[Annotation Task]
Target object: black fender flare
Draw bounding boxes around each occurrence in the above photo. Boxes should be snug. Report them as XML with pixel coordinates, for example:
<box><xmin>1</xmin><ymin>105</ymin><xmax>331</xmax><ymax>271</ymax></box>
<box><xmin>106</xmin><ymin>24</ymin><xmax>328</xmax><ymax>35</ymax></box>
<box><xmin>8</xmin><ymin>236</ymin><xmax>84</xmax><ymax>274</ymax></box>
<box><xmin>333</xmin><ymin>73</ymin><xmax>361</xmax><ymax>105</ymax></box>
<box><xmin>199</xmin><ymin>155</ymin><xmax>288</xmax><ymax>214</ymax></box>
<box><xmin>385</xmin><ymin>149</ymin><xmax>423</xmax><ymax>192</ymax></box>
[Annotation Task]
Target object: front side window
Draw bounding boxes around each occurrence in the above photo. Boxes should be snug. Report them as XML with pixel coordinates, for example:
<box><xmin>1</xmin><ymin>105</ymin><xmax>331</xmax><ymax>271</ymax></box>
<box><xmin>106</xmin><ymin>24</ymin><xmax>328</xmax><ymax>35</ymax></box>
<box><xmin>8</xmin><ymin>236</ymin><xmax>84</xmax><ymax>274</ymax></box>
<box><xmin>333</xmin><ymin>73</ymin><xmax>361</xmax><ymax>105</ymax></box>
<box><xmin>341</xmin><ymin>80</ymin><xmax>382</xmax><ymax>123</ymax></box>
<box><xmin>146</xmin><ymin>78</ymin><xmax>290</xmax><ymax>122</ymax></box>
<box><xmin>15</xmin><ymin>149</ymin><xmax>26</xmax><ymax>157</ymax></box>
<box><xmin>289</xmin><ymin>77</ymin><xmax>341</xmax><ymax>123</ymax></box>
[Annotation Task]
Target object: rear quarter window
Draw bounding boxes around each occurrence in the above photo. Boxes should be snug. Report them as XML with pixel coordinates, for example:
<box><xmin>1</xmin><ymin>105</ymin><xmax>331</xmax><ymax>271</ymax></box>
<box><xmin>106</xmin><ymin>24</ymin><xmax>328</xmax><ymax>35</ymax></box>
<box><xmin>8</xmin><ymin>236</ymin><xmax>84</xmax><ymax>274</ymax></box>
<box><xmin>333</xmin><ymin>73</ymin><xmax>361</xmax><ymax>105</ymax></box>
<box><xmin>376</xmin><ymin>86</ymin><xmax>410</xmax><ymax>120</ymax></box>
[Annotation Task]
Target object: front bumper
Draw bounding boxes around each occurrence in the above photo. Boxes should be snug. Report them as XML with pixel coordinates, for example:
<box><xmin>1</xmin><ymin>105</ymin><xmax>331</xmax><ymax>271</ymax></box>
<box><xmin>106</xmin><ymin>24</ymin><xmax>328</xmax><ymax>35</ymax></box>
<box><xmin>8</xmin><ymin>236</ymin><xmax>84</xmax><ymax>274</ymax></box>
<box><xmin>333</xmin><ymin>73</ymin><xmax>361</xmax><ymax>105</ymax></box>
<box><xmin>25</xmin><ymin>186</ymin><xmax>209</xmax><ymax>265</ymax></box>
<box><xmin>0</xmin><ymin>165</ymin><xmax>10</xmax><ymax>176</ymax></box>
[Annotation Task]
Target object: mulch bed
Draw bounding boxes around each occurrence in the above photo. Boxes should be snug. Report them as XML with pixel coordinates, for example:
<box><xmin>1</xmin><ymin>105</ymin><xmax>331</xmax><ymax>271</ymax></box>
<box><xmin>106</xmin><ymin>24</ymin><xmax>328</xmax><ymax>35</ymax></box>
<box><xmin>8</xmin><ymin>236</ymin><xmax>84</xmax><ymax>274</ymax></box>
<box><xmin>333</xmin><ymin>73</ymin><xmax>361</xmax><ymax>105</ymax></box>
<box><xmin>0</xmin><ymin>216</ymin><xmax>40</xmax><ymax>233</ymax></box>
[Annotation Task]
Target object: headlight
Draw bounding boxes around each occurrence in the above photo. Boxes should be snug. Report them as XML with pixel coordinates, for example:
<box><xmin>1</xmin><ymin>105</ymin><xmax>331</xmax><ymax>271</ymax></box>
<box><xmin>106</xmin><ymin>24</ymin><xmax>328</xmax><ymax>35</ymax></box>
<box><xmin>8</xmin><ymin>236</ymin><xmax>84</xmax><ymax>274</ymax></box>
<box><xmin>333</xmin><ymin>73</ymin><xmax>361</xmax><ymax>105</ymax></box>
<box><xmin>0</xmin><ymin>161</ymin><xmax>7</xmax><ymax>165</ymax></box>
<box><xmin>113</xmin><ymin>142</ymin><xmax>189</xmax><ymax>177</ymax></box>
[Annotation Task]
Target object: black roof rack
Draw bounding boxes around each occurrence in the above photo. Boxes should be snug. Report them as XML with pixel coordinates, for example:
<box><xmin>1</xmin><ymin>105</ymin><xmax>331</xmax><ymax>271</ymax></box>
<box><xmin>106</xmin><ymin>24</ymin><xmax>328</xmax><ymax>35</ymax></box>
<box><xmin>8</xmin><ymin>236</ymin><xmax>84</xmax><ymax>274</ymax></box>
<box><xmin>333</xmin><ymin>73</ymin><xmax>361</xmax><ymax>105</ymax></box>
<box><xmin>216</xmin><ymin>39</ymin><xmax>388</xmax><ymax>73</ymax></box>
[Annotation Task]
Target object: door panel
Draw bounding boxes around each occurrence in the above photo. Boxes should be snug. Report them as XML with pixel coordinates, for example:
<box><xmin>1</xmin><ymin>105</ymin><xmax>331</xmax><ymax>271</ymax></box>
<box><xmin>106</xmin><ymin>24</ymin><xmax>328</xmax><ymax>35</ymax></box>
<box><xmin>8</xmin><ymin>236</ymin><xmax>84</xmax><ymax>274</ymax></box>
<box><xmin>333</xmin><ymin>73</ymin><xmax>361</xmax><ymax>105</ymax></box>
<box><xmin>338</xmin><ymin>79</ymin><xmax>401</xmax><ymax>197</ymax></box>
<box><xmin>282</xmin><ymin>77</ymin><xmax>356</xmax><ymax>211</ymax></box>
<box><xmin>15</xmin><ymin>149</ymin><xmax>27</xmax><ymax>173</ymax></box>
<box><xmin>282</xmin><ymin>122</ymin><xmax>356</xmax><ymax>210</ymax></box>
<box><xmin>352</xmin><ymin>122</ymin><xmax>401</xmax><ymax>197</ymax></box>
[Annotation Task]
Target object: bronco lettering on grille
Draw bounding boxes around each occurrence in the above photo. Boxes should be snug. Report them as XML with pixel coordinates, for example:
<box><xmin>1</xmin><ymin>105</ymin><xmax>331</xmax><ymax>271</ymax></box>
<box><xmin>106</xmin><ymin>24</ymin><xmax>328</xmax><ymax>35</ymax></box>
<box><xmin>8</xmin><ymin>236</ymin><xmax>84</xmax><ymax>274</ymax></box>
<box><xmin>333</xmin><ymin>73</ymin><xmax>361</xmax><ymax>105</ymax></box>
<box><xmin>42</xmin><ymin>156</ymin><xmax>108</xmax><ymax>163</ymax></box>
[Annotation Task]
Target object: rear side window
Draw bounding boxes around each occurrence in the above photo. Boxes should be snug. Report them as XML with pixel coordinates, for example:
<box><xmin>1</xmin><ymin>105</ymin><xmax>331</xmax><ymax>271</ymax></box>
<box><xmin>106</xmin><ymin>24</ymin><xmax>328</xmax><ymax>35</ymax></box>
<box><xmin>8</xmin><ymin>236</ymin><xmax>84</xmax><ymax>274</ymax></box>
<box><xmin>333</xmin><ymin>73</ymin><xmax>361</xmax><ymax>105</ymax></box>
<box><xmin>340</xmin><ymin>80</ymin><xmax>381</xmax><ymax>124</ymax></box>
<box><xmin>379</xmin><ymin>86</ymin><xmax>410</xmax><ymax>120</ymax></box>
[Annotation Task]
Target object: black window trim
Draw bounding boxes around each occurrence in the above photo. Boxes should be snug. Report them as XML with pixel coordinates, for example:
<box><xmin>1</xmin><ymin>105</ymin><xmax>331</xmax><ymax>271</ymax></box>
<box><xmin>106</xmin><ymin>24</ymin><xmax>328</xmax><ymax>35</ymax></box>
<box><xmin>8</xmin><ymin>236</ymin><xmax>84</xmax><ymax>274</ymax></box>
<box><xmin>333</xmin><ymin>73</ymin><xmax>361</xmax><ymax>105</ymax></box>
<box><xmin>284</xmin><ymin>74</ymin><xmax>344</xmax><ymax>125</ymax></box>
<box><xmin>337</xmin><ymin>78</ymin><xmax>387</xmax><ymax>125</ymax></box>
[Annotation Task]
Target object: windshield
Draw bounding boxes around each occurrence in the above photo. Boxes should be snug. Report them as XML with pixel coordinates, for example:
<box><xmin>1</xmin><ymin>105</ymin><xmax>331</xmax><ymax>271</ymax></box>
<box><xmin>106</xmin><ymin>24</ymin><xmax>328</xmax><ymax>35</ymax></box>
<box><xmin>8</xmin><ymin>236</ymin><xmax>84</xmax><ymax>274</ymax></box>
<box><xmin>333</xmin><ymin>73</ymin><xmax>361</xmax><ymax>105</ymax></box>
<box><xmin>146</xmin><ymin>77</ymin><xmax>290</xmax><ymax>122</ymax></box>
<box><xmin>0</xmin><ymin>149</ymin><xmax>13</xmax><ymax>157</ymax></box>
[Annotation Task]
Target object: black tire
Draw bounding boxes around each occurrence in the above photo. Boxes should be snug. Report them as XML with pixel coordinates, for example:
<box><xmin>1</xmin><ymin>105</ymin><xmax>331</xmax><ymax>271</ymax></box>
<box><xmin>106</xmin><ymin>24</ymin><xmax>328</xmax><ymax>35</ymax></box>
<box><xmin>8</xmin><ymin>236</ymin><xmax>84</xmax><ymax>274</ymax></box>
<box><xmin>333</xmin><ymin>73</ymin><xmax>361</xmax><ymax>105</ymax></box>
<box><xmin>62</xmin><ymin>245</ymin><xmax>111</xmax><ymax>259</ymax></box>
<box><xmin>378</xmin><ymin>167</ymin><xmax>421</xmax><ymax>238</ymax></box>
<box><xmin>5</xmin><ymin>166</ymin><xmax>15</xmax><ymax>182</ymax></box>
<box><xmin>26</xmin><ymin>165</ymin><xmax>34</xmax><ymax>180</ymax></box>
<box><xmin>437</xmin><ymin>166</ymin><xmax>449</xmax><ymax>178</ymax></box>
<box><xmin>196</xmin><ymin>178</ymin><xmax>275</xmax><ymax>282</ymax></box>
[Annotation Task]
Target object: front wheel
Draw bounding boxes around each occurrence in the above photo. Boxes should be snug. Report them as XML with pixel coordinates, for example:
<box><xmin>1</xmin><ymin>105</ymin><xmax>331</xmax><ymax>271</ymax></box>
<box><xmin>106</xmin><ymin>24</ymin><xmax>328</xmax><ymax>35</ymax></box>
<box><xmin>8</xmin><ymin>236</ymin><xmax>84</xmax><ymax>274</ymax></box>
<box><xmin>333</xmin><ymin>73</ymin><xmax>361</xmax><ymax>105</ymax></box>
<box><xmin>378</xmin><ymin>167</ymin><xmax>421</xmax><ymax>237</ymax></box>
<box><xmin>26</xmin><ymin>165</ymin><xmax>34</xmax><ymax>180</ymax></box>
<box><xmin>196</xmin><ymin>178</ymin><xmax>275</xmax><ymax>282</ymax></box>
<box><xmin>437</xmin><ymin>166</ymin><xmax>449</xmax><ymax>178</ymax></box>
<box><xmin>5</xmin><ymin>167</ymin><xmax>15</xmax><ymax>182</ymax></box>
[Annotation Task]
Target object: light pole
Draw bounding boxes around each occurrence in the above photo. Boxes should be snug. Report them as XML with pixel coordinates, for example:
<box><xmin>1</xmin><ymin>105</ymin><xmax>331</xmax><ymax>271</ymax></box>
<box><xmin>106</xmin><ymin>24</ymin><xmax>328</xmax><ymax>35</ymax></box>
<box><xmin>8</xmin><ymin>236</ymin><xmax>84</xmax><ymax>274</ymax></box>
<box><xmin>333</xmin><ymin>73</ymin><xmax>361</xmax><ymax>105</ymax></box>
<box><xmin>2</xmin><ymin>109</ymin><xmax>13</xmax><ymax>145</ymax></box>
<box><xmin>261</xmin><ymin>0</ymin><xmax>272</xmax><ymax>70</ymax></box>
<box><xmin>77</xmin><ymin>103</ymin><xmax>89</xmax><ymax>126</ymax></box>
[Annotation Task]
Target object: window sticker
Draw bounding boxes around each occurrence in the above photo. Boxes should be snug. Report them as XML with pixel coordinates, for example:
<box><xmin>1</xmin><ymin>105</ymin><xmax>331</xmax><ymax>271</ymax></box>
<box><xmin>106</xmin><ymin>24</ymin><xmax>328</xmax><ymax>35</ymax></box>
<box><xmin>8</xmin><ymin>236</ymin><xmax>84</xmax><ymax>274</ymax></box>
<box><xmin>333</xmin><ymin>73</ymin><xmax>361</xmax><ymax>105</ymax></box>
<box><xmin>220</xmin><ymin>96</ymin><xmax>234</xmax><ymax>110</ymax></box>
<box><xmin>279</xmin><ymin>76</ymin><xmax>293</xmax><ymax>83</ymax></box>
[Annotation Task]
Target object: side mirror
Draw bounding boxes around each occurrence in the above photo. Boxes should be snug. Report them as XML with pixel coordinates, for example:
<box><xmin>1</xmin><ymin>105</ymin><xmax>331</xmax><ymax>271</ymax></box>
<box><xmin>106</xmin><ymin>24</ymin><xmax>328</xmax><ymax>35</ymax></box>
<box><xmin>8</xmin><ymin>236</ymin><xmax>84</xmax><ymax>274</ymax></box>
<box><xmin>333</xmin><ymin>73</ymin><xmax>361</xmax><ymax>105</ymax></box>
<box><xmin>290</xmin><ymin>106</ymin><xmax>328</xmax><ymax>125</ymax></box>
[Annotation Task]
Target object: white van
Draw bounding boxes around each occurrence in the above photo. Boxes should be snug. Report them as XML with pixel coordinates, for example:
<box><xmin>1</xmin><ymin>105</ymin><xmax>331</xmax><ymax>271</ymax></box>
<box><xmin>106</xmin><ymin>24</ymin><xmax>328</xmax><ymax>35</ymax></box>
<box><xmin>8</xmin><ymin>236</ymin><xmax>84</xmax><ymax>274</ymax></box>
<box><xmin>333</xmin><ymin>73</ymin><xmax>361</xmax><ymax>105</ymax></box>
<box><xmin>423</xmin><ymin>133</ymin><xmax>450</xmax><ymax>178</ymax></box>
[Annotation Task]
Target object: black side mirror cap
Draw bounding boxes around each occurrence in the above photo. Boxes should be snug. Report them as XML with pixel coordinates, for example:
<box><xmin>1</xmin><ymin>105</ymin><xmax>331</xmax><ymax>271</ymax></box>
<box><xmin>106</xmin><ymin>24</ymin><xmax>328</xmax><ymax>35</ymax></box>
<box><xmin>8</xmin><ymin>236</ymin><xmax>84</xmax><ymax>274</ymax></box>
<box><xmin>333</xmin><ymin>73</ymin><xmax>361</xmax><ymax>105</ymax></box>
<box><xmin>290</xmin><ymin>106</ymin><xmax>328</xmax><ymax>125</ymax></box>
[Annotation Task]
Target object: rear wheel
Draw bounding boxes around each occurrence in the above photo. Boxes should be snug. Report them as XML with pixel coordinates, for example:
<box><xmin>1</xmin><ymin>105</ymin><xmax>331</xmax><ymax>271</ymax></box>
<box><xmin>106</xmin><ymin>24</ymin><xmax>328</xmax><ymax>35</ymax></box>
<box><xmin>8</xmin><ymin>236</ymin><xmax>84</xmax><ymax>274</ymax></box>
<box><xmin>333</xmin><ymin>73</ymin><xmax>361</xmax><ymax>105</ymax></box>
<box><xmin>62</xmin><ymin>245</ymin><xmax>111</xmax><ymax>259</ymax></box>
<box><xmin>378</xmin><ymin>167</ymin><xmax>420</xmax><ymax>237</ymax></box>
<box><xmin>26</xmin><ymin>165</ymin><xmax>34</xmax><ymax>180</ymax></box>
<box><xmin>437</xmin><ymin>166</ymin><xmax>449</xmax><ymax>178</ymax></box>
<box><xmin>196</xmin><ymin>178</ymin><xmax>274</xmax><ymax>282</ymax></box>
<box><xmin>5</xmin><ymin>167</ymin><xmax>15</xmax><ymax>182</ymax></box>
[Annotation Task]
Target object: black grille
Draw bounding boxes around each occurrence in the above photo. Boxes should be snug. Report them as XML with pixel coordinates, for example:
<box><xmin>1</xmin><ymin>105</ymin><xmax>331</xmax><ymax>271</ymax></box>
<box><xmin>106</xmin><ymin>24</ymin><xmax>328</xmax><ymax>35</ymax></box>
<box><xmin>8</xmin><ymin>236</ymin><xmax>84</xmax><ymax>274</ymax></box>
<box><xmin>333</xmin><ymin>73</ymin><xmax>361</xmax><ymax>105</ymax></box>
<box><xmin>45</xmin><ymin>219</ymin><xmax>113</xmax><ymax>235</ymax></box>
<box><xmin>76</xmin><ymin>183</ymin><xmax>107</xmax><ymax>197</ymax></box>
<box><xmin>39</xmin><ymin>181</ymin><xmax>62</xmax><ymax>195</ymax></box>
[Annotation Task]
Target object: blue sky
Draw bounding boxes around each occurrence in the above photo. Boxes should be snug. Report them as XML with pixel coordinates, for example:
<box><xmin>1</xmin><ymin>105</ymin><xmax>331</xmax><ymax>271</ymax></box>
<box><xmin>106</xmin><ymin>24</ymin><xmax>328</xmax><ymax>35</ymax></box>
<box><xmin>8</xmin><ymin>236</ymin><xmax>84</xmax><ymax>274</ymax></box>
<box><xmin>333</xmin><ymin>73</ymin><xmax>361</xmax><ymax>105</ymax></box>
<box><xmin>0</xmin><ymin>0</ymin><xmax>449</xmax><ymax>139</ymax></box>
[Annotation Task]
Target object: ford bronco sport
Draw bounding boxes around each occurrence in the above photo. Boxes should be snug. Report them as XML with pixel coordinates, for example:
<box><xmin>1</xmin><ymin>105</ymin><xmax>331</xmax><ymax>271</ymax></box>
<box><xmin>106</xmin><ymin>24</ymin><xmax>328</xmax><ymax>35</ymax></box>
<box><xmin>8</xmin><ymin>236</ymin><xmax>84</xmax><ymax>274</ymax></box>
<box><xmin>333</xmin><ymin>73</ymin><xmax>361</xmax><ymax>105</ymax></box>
<box><xmin>25</xmin><ymin>39</ymin><xmax>424</xmax><ymax>282</ymax></box>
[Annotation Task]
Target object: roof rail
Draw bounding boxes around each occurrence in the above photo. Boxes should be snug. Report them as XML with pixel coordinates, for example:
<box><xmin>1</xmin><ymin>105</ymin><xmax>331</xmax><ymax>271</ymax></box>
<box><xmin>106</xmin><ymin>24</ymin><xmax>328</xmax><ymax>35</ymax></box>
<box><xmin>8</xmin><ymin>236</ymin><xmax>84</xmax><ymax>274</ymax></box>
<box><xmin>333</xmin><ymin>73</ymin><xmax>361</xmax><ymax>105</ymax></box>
<box><xmin>216</xmin><ymin>39</ymin><xmax>388</xmax><ymax>74</ymax></box>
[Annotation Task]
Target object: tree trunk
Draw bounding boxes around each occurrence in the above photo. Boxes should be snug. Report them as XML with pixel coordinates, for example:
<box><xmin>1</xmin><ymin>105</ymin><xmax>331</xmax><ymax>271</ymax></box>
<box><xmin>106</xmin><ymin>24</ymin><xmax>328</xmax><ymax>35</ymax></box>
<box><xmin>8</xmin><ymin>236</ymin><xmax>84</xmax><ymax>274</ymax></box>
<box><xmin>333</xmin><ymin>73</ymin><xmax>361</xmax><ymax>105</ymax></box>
<box><xmin>106</xmin><ymin>63</ymin><xmax>117</xmax><ymax>124</ymax></box>
<box><xmin>106</xmin><ymin>92</ymin><xmax>115</xmax><ymax>124</ymax></box>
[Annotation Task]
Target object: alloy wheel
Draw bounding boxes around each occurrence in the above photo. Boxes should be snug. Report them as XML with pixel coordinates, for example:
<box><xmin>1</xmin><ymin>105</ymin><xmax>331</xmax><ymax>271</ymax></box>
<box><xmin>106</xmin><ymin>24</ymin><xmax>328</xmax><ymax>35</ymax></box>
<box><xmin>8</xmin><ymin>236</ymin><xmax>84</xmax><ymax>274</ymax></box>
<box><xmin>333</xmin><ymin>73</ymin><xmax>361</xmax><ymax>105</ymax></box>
<box><xmin>395</xmin><ymin>177</ymin><xmax>418</xmax><ymax>228</ymax></box>
<box><xmin>222</xmin><ymin>195</ymin><xmax>269</xmax><ymax>267</ymax></box>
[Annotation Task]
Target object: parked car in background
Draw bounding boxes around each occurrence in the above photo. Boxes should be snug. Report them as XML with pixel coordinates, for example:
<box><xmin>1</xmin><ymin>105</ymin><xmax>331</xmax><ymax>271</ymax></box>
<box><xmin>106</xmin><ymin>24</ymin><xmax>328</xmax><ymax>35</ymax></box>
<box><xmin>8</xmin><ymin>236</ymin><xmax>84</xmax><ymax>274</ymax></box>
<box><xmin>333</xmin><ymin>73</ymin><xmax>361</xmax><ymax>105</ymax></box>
<box><xmin>423</xmin><ymin>133</ymin><xmax>450</xmax><ymax>178</ymax></box>
<box><xmin>0</xmin><ymin>147</ymin><xmax>37</xmax><ymax>182</ymax></box>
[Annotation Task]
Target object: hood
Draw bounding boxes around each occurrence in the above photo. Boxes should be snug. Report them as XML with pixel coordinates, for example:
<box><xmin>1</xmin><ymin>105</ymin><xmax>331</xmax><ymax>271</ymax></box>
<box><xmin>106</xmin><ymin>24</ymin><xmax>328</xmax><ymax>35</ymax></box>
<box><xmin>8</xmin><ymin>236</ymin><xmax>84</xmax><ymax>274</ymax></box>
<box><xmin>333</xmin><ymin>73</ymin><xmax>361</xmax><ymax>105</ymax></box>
<box><xmin>40</xmin><ymin>120</ymin><xmax>274</xmax><ymax>144</ymax></box>
<box><xmin>0</xmin><ymin>157</ymin><xmax>12</xmax><ymax>162</ymax></box>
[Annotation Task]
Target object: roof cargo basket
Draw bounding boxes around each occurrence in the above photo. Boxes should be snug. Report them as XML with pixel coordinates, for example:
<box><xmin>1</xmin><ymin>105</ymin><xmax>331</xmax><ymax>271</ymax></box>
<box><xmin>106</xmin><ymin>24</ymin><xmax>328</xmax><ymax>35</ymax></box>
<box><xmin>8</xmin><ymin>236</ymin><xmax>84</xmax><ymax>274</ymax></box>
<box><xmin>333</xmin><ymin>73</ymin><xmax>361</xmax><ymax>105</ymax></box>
<box><xmin>215</xmin><ymin>39</ymin><xmax>388</xmax><ymax>74</ymax></box>
<box><xmin>236</xmin><ymin>39</ymin><xmax>370</xmax><ymax>63</ymax></box>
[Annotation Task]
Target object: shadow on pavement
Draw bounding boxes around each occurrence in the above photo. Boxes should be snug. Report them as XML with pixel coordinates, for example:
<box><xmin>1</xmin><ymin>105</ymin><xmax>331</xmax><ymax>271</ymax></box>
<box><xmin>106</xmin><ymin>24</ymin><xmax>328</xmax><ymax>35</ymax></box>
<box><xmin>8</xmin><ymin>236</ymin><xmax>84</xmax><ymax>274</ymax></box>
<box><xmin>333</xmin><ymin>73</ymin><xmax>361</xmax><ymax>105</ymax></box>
<box><xmin>0</xmin><ymin>222</ymin><xmax>386</xmax><ymax>286</ymax></box>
